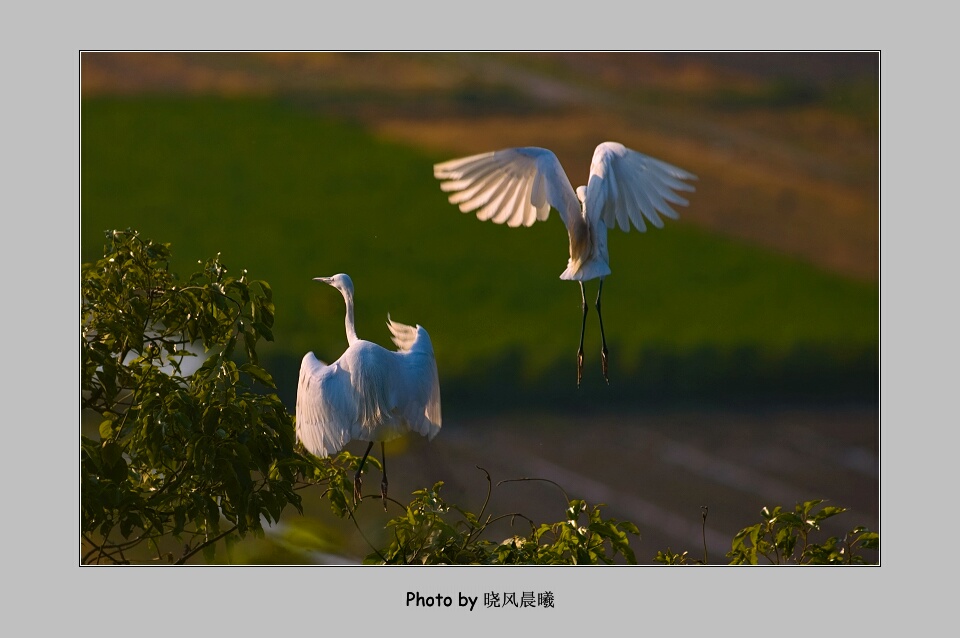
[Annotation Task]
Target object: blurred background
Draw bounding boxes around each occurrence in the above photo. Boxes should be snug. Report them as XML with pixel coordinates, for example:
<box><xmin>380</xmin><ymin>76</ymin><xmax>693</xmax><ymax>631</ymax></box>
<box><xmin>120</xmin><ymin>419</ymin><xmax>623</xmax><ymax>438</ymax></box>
<box><xmin>80</xmin><ymin>52</ymin><xmax>878</xmax><ymax>564</ymax></box>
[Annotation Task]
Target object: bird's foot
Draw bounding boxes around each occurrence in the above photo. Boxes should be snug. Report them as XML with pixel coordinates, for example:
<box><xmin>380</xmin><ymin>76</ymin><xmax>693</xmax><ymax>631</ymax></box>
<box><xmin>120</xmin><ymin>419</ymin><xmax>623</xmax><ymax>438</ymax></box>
<box><xmin>353</xmin><ymin>474</ymin><xmax>363</xmax><ymax>507</ymax></box>
<box><xmin>601</xmin><ymin>347</ymin><xmax>609</xmax><ymax>385</ymax></box>
<box><xmin>381</xmin><ymin>477</ymin><xmax>389</xmax><ymax>512</ymax></box>
<box><xmin>577</xmin><ymin>350</ymin><xmax>584</xmax><ymax>388</ymax></box>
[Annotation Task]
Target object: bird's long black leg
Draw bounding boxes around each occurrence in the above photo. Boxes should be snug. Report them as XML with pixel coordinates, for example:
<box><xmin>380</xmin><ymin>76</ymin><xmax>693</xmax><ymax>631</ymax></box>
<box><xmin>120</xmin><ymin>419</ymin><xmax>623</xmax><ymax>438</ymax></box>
<box><xmin>596</xmin><ymin>278</ymin><xmax>609</xmax><ymax>384</ymax></box>
<box><xmin>380</xmin><ymin>442</ymin><xmax>388</xmax><ymax>511</ymax></box>
<box><xmin>577</xmin><ymin>281</ymin><xmax>588</xmax><ymax>387</ymax></box>
<box><xmin>355</xmin><ymin>441</ymin><xmax>374</xmax><ymax>506</ymax></box>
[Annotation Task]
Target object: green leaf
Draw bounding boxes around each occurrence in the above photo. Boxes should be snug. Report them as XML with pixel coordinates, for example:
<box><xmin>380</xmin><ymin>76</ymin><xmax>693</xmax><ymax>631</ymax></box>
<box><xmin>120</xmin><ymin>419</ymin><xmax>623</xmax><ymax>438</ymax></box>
<box><xmin>252</xmin><ymin>279</ymin><xmax>273</xmax><ymax>302</ymax></box>
<box><xmin>98</xmin><ymin>420</ymin><xmax>115</xmax><ymax>440</ymax></box>
<box><xmin>173</xmin><ymin>507</ymin><xmax>186</xmax><ymax>536</ymax></box>
<box><xmin>777</xmin><ymin>512</ymin><xmax>803</xmax><ymax>527</ymax></box>
<box><xmin>814</xmin><ymin>506</ymin><xmax>846</xmax><ymax>522</ymax></box>
<box><xmin>240</xmin><ymin>363</ymin><xmax>276</xmax><ymax>388</ymax></box>
<box><xmin>101</xmin><ymin>441</ymin><xmax>122</xmax><ymax>467</ymax></box>
<box><xmin>857</xmin><ymin>532</ymin><xmax>879</xmax><ymax>550</ymax></box>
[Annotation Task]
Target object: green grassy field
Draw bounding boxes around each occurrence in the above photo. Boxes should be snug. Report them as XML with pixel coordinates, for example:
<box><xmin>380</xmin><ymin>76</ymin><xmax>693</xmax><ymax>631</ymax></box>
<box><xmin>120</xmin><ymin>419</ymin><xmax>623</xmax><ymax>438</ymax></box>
<box><xmin>81</xmin><ymin>96</ymin><xmax>877</xmax><ymax>408</ymax></box>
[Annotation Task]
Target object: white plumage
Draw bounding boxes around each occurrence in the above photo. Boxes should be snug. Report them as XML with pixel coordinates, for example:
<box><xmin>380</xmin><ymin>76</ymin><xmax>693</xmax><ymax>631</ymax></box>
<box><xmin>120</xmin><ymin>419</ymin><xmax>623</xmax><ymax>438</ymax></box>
<box><xmin>296</xmin><ymin>273</ymin><xmax>441</xmax><ymax>508</ymax></box>
<box><xmin>434</xmin><ymin>141</ymin><xmax>696</xmax><ymax>386</ymax></box>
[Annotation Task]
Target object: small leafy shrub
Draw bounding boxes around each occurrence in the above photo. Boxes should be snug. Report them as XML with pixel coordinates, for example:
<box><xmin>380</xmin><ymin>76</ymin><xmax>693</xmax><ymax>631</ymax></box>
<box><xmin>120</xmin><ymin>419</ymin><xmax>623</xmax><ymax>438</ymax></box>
<box><xmin>367</xmin><ymin>471</ymin><xmax>640</xmax><ymax>565</ymax></box>
<box><xmin>653</xmin><ymin>500</ymin><xmax>878</xmax><ymax>565</ymax></box>
<box><xmin>727</xmin><ymin>499</ymin><xmax>878</xmax><ymax>565</ymax></box>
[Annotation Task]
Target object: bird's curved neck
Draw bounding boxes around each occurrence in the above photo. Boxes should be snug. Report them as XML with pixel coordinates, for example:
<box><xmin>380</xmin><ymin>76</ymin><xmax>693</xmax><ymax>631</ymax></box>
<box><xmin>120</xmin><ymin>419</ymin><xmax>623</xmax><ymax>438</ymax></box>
<box><xmin>341</xmin><ymin>289</ymin><xmax>360</xmax><ymax>346</ymax></box>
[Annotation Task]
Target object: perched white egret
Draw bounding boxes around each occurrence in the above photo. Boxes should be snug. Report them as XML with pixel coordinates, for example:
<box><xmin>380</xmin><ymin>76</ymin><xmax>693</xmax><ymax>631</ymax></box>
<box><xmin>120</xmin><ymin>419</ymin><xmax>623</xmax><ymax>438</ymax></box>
<box><xmin>296</xmin><ymin>274</ymin><xmax>442</xmax><ymax>509</ymax></box>
<box><xmin>433</xmin><ymin>141</ymin><xmax>696</xmax><ymax>386</ymax></box>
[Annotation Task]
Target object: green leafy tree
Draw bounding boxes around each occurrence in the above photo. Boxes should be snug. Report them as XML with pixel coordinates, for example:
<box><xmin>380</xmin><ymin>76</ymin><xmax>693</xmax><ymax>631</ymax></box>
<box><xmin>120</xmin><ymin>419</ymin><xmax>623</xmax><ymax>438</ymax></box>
<box><xmin>81</xmin><ymin>229</ymin><xmax>312</xmax><ymax>564</ymax></box>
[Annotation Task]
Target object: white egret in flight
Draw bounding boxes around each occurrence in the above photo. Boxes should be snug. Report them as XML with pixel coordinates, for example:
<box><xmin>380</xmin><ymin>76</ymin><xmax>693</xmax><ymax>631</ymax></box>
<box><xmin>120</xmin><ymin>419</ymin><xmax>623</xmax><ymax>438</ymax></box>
<box><xmin>433</xmin><ymin>141</ymin><xmax>696</xmax><ymax>386</ymax></box>
<box><xmin>296</xmin><ymin>274</ymin><xmax>442</xmax><ymax>509</ymax></box>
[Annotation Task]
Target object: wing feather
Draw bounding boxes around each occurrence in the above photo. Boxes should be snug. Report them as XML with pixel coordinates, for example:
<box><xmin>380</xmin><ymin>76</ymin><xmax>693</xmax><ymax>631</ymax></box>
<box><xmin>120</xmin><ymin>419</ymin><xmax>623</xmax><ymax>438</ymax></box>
<box><xmin>617</xmin><ymin>163</ymin><xmax>649</xmax><ymax>232</ymax></box>
<box><xmin>386</xmin><ymin>314</ymin><xmax>419</xmax><ymax>352</ymax></box>
<box><xmin>296</xmin><ymin>352</ymin><xmax>359</xmax><ymax>457</ymax></box>
<box><xmin>448</xmin><ymin>171</ymin><xmax>504</xmax><ymax>210</ymax></box>
<box><xmin>586</xmin><ymin>141</ymin><xmax>697</xmax><ymax>233</ymax></box>
<box><xmin>434</xmin><ymin>147</ymin><xmax>581</xmax><ymax>233</ymax></box>
<box><xmin>627</xmin><ymin>164</ymin><xmax>665</xmax><ymax>229</ymax></box>
<box><xmin>491</xmin><ymin>177</ymin><xmax>526</xmax><ymax>225</ymax></box>
<box><xmin>514</xmin><ymin>176</ymin><xmax>536</xmax><ymax>228</ymax></box>
<box><xmin>476</xmin><ymin>175</ymin><xmax>519</xmax><ymax>222</ymax></box>
<box><xmin>620</xmin><ymin>151</ymin><xmax>686</xmax><ymax>221</ymax></box>
<box><xmin>530</xmin><ymin>172</ymin><xmax>551</xmax><ymax>221</ymax></box>
<box><xmin>413</xmin><ymin>328</ymin><xmax>442</xmax><ymax>440</ymax></box>
<box><xmin>385</xmin><ymin>319</ymin><xmax>442</xmax><ymax>440</ymax></box>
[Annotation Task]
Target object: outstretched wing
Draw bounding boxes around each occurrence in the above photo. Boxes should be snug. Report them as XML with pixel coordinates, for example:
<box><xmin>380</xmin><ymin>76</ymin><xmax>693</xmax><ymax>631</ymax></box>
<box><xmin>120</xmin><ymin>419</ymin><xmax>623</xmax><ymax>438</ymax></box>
<box><xmin>295</xmin><ymin>352</ymin><xmax>359</xmax><ymax>457</ymax></box>
<box><xmin>585</xmin><ymin>141</ymin><xmax>697</xmax><ymax>233</ymax></box>
<box><xmin>385</xmin><ymin>316</ymin><xmax>442</xmax><ymax>439</ymax></box>
<box><xmin>433</xmin><ymin>147</ymin><xmax>582</xmax><ymax>231</ymax></box>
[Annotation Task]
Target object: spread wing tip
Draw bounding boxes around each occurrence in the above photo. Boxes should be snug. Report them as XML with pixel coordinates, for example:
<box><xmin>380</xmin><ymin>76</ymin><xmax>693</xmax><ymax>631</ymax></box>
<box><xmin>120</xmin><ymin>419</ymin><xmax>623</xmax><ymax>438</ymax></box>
<box><xmin>386</xmin><ymin>313</ymin><xmax>420</xmax><ymax>351</ymax></box>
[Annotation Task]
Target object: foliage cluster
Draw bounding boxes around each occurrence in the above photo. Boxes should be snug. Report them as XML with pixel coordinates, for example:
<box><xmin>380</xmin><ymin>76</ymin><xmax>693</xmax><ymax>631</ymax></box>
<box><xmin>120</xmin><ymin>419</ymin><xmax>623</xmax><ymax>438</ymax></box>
<box><xmin>653</xmin><ymin>499</ymin><xmax>879</xmax><ymax>565</ymax></box>
<box><xmin>364</xmin><ymin>472</ymin><xmax>639</xmax><ymax>565</ymax></box>
<box><xmin>726</xmin><ymin>499</ymin><xmax>878</xmax><ymax>565</ymax></box>
<box><xmin>363</xmin><ymin>484</ymin><xmax>878</xmax><ymax>566</ymax></box>
<box><xmin>81</xmin><ymin>230</ymin><xmax>311</xmax><ymax>563</ymax></box>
